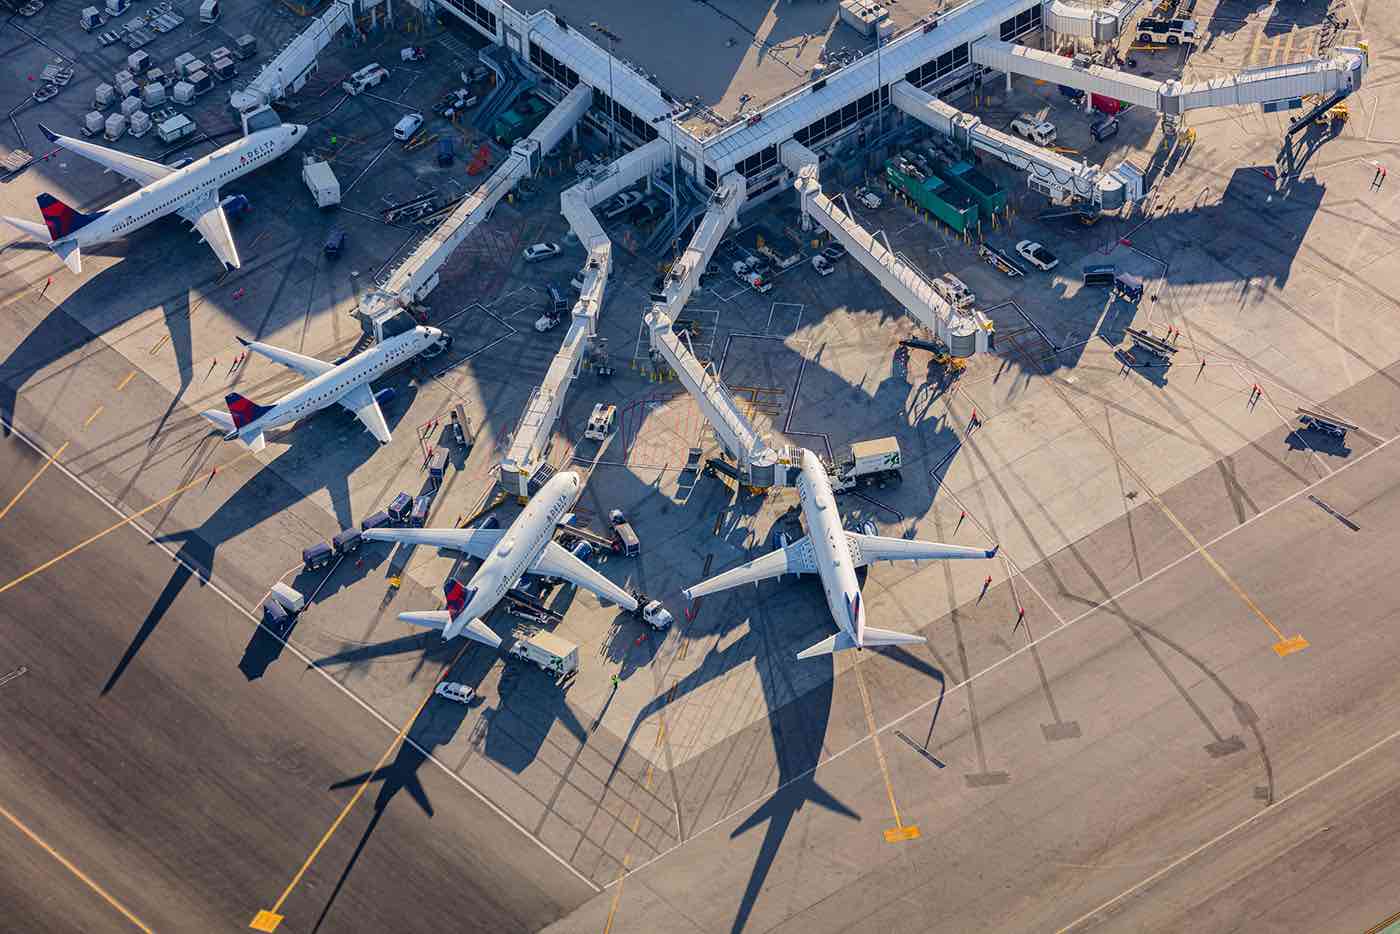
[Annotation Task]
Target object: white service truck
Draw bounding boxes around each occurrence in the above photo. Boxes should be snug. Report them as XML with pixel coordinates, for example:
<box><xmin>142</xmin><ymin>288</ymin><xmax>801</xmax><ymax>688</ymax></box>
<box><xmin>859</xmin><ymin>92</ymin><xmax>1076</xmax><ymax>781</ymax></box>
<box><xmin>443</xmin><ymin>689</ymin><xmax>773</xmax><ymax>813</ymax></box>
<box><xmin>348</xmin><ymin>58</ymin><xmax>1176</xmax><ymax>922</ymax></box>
<box><xmin>301</xmin><ymin>157</ymin><xmax>340</xmax><ymax>208</ymax></box>
<box><xmin>584</xmin><ymin>403</ymin><xmax>616</xmax><ymax>441</ymax></box>
<box><xmin>509</xmin><ymin>632</ymin><xmax>580</xmax><ymax>675</ymax></box>
<box><xmin>829</xmin><ymin>436</ymin><xmax>904</xmax><ymax>492</ymax></box>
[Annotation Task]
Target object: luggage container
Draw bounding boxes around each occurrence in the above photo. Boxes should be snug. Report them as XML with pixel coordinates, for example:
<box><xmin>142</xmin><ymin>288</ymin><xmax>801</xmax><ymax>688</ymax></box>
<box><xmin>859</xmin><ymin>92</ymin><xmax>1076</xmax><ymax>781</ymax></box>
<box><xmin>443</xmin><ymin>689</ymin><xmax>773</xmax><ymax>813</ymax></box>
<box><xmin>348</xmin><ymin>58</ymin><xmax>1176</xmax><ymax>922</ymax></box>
<box><xmin>269</xmin><ymin>582</ymin><xmax>305</xmax><ymax>613</ymax></box>
<box><xmin>156</xmin><ymin>113</ymin><xmax>194</xmax><ymax>142</ymax></box>
<box><xmin>142</xmin><ymin>82</ymin><xmax>166</xmax><ymax>107</ymax></box>
<box><xmin>1082</xmin><ymin>264</ymin><xmax>1117</xmax><ymax>288</ymax></box>
<box><xmin>261</xmin><ymin>598</ymin><xmax>292</xmax><ymax>635</ymax></box>
<box><xmin>211</xmin><ymin>57</ymin><xmax>236</xmax><ymax>81</ymax></box>
<box><xmin>104</xmin><ymin>113</ymin><xmax>127</xmax><ymax>141</ymax></box>
<box><xmin>128</xmin><ymin>110</ymin><xmax>151</xmax><ymax>137</ymax></box>
<box><xmin>409</xmin><ymin>494</ymin><xmax>432</xmax><ymax>527</ymax></box>
<box><xmin>187</xmin><ymin>70</ymin><xmax>212</xmax><ymax>97</ymax></box>
<box><xmin>198</xmin><ymin>0</ymin><xmax>218</xmax><ymax>23</ymax></box>
<box><xmin>116</xmin><ymin>78</ymin><xmax>138</xmax><ymax>99</ymax></box>
<box><xmin>145</xmin><ymin>67</ymin><xmax>166</xmax><ymax>87</ymax></box>
<box><xmin>427</xmin><ymin>447</ymin><xmax>449</xmax><ymax>485</ymax></box>
<box><xmin>94</xmin><ymin>82</ymin><xmax>116</xmax><ymax>108</ymax></box>
<box><xmin>126</xmin><ymin>50</ymin><xmax>149</xmax><ymax>74</ymax></box>
<box><xmin>105</xmin><ymin>0</ymin><xmax>129</xmax><ymax>14</ymax></box>
<box><xmin>172</xmin><ymin>81</ymin><xmax>195</xmax><ymax>104</ymax></box>
<box><xmin>83</xmin><ymin>111</ymin><xmax>106</xmax><ymax>136</ymax></box>
<box><xmin>234</xmin><ymin>34</ymin><xmax>256</xmax><ymax>60</ymax></box>
<box><xmin>302</xmin><ymin>541</ymin><xmax>333</xmax><ymax>571</ymax></box>
<box><xmin>386</xmin><ymin>492</ymin><xmax>413</xmax><ymax>524</ymax></box>
<box><xmin>360</xmin><ymin>510</ymin><xmax>392</xmax><ymax>532</ymax></box>
<box><xmin>80</xmin><ymin>6</ymin><xmax>105</xmax><ymax>31</ymax></box>
<box><xmin>331</xmin><ymin>528</ymin><xmax>362</xmax><ymax>555</ymax></box>
<box><xmin>173</xmin><ymin>52</ymin><xmax>195</xmax><ymax>76</ymax></box>
<box><xmin>119</xmin><ymin>95</ymin><xmax>141</xmax><ymax>117</ymax></box>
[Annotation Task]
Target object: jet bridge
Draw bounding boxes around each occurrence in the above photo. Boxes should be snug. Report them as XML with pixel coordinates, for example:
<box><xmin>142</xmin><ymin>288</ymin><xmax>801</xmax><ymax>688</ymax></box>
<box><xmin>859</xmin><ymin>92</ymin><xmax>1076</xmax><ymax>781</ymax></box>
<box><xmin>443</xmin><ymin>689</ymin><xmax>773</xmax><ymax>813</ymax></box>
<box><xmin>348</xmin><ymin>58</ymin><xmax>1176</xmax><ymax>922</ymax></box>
<box><xmin>782</xmin><ymin>139</ymin><xmax>992</xmax><ymax>356</ymax></box>
<box><xmin>498</xmin><ymin>137</ymin><xmax>672</xmax><ymax>497</ymax></box>
<box><xmin>355</xmin><ymin>83</ymin><xmax>591</xmax><ymax>344</ymax></box>
<box><xmin>892</xmin><ymin>80</ymin><xmax>1141</xmax><ymax>208</ymax></box>
<box><xmin>970</xmin><ymin>38</ymin><xmax>1368</xmax><ymax>118</ymax></box>
<box><xmin>651</xmin><ymin>174</ymin><xmax>742</xmax><ymax>319</ymax></box>
<box><xmin>230</xmin><ymin>0</ymin><xmax>351</xmax><ymax>114</ymax></box>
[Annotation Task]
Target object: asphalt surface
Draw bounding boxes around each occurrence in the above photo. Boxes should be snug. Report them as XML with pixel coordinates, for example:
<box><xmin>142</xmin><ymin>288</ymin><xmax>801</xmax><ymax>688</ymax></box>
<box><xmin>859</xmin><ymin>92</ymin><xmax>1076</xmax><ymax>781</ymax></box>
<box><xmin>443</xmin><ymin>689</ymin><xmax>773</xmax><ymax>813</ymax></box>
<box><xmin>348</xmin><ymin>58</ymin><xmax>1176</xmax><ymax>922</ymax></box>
<box><xmin>0</xmin><ymin>436</ymin><xmax>594</xmax><ymax>933</ymax></box>
<box><xmin>547</xmin><ymin>360</ymin><xmax>1400</xmax><ymax>934</ymax></box>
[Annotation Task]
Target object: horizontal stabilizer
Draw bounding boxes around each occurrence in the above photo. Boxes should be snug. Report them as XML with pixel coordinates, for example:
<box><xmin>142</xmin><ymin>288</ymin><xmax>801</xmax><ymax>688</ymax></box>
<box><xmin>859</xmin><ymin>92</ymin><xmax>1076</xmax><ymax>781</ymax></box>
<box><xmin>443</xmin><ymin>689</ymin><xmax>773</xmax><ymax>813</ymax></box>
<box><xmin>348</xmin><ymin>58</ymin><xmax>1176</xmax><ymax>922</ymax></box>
<box><xmin>244</xmin><ymin>431</ymin><xmax>266</xmax><ymax>452</ymax></box>
<box><xmin>859</xmin><ymin>627</ymin><xmax>927</xmax><ymax>648</ymax></box>
<box><xmin>200</xmin><ymin>408</ymin><xmax>235</xmax><ymax>434</ymax></box>
<box><xmin>52</xmin><ymin>239</ymin><xmax>81</xmax><ymax>273</ymax></box>
<box><xmin>398</xmin><ymin>610</ymin><xmax>451</xmax><ymax>630</ymax></box>
<box><xmin>796</xmin><ymin>631</ymin><xmax>858</xmax><ymax>659</ymax></box>
<box><xmin>447</xmin><ymin>617</ymin><xmax>502</xmax><ymax>648</ymax></box>
<box><xmin>0</xmin><ymin>215</ymin><xmax>50</xmax><ymax>242</ymax></box>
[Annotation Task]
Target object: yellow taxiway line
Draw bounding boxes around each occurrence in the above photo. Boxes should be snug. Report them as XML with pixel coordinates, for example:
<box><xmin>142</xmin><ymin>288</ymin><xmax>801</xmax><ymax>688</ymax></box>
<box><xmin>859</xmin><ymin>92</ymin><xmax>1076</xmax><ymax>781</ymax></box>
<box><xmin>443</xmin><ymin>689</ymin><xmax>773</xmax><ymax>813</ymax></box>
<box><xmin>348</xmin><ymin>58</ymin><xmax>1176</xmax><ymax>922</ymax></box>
<box><xmin>855</xmin><ymin>659</ymin><xmax>919</xmax><ymax>842</ymax></box>
<box><xmin>0</xmin><ymin>440</ymin><xmax>69</xmax><ymax>523</ymax></box>
<box><xmin>0</xmin><ymin>800</ymin><xmax>154</xmax><ymax>933</ymax></box>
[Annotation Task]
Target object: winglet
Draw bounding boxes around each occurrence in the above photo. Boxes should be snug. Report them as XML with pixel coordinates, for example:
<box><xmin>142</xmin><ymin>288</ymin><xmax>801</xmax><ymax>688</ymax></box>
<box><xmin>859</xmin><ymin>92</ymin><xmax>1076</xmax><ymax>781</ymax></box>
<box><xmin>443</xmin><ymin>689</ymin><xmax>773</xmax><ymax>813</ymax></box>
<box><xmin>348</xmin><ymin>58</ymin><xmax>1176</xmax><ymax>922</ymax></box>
<box><xmin>985</xmin><ymin>545</ymin><xmax>999</xmax><ymax>558</ymax></box>
<box><xmin>235</xmin><ymin>336</ymin><xmax>251</xmax><ymax>347</ymax></box>
<box><xmin>37</xmin><ymin>122</ymin><xmax>60</xmax><ymax>144</ymax></box>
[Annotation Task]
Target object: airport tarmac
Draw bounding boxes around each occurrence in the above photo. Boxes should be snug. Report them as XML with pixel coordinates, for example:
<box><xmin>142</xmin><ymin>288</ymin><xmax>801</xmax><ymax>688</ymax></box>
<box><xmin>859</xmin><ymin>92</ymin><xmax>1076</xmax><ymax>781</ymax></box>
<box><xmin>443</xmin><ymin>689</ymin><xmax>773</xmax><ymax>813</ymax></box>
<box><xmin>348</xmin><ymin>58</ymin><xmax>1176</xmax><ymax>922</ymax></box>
<box><xmin>1</xmin><ymin>0</ymin><xmax>1399</xmax><ymax>930</ymax></box>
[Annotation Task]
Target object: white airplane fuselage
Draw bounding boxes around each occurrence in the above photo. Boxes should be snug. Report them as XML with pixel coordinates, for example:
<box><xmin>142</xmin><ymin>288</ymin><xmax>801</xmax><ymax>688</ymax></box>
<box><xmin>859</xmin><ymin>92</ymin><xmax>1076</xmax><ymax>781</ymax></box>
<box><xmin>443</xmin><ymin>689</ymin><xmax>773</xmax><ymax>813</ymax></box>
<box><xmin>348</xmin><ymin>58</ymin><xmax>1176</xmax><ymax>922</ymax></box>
<box><xmin>67</xmin><ymin>124</ymin><xmax>302</xmax><ymax>252</ymax></box>
<box><xmin>455</xmin><ymin>471</ymin><xmax>582</xmax><ymax>621</ymax></box>
<box><xmin>795</xmin><ymin>448</ymin><xmax>867</xmax><ymax>645</ymax></box>
<box><xmin>236</xmin><ymin>325</ymin><xmax>441</xmax><ymax>441</ymax></box>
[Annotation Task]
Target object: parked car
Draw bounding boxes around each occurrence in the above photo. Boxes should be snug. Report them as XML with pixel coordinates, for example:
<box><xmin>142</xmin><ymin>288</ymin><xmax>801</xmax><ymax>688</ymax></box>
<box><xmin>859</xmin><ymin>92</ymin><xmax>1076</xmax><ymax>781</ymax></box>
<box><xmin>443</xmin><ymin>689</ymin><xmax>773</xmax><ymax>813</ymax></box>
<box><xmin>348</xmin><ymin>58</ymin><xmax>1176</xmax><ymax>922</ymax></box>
<box><xmin>434</xmin><ymin>681</ymin><xmax>475</xmax><ymax>704</ymax></box>
<box><xmin>1015</xmin><ymin>240</ymin><xmax>1059</xmax><ymax>272</ymax></box>
<box><xmin>392</xmin><ymin>112</ymin><xmax>424</xmax><ymax>141</ymax></box>
<box><xmin>522</xmin><ymin>241</ymin><xmax>561</xmax><ymax>263</ymax></box>
<box><xmin>1090</xmin><ymin>115</ymin><xmax>1120</xmax><ymax>142</ymax></box>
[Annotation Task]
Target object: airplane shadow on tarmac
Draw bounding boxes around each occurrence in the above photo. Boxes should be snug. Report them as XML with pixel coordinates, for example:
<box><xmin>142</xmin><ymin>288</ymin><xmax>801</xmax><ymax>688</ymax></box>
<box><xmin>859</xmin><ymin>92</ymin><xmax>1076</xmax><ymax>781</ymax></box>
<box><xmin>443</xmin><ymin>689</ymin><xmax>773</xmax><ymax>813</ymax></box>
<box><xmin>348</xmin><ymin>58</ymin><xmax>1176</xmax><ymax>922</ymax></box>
<box><xmin>101</xmin><ymin>393</ymin><xmax>416</xmax><ymax>696</ymax></box>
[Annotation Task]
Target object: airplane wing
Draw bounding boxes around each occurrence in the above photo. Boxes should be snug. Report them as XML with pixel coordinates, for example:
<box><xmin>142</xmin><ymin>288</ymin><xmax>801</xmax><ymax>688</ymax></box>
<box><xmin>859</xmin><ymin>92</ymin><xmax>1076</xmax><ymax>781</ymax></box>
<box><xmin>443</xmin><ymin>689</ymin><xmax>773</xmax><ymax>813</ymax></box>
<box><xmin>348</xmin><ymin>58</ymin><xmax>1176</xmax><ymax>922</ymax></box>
<box><xmin>237</xmin><ymin>337</ymin><xmax>336</xmax><ymax>380</ymax></box>
<box><xmin>847</xmin><ymin>533</ymin><xmax>998</xmax><ymax>567</ymax></box>
<box><xmin>337</xmin><ymin>384</ymin><xmax>391</xmax><ymax>444</ymax></box>
<box><xmin>176</xmin><ymin>192</ymin><xmax>241</xmax><ymax>270</ymax></box>
<box><xmin>530</xmin><ymin>540</ymin><xmax>639</xmax><ymax>611</ymax></box>
<box><xmin>360</xmin><ymin>526</ymin><xmax>505</xmax><ymax>560</ymax></box>
<box><xmin>39</xmin><ymin>123</ymin><xmax>174</xmax><ymax>186</ymax></box>
<box><xmin>681</xmin><ymin>536</ymin><xmax>818</xmax><ymax>600</ymax></box>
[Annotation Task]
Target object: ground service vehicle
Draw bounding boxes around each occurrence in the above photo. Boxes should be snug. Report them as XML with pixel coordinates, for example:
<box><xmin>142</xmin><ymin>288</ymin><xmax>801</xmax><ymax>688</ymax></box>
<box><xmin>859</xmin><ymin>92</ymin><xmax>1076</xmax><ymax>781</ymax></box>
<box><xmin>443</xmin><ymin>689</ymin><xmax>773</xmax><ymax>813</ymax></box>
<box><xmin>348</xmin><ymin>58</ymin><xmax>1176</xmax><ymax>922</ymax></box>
<box><xmin>585</xmin><ymin>403</ymin><xmax>616</xmax><ymax>440</ymax></box>
<box><xmin>509</xmin><ymin>632</ymin><xmax>580</xmax><ymax>675</ymax></box>
<box><xmin>1010</xmin><ymin>114</ymin><xmax>1057</xmax><ymax>145</ymax></box>
<box><xmin>523</xmin><ymin>242</ymin><xmax>562</xmax><ymax>263</ymax></box>
<box><xmin>393</xmin><ymin>112</ymin><xmax>424</xmax><ymax>141</ymax></box>
<box><xmin>609</xmin><ymin>508</ymin><xmax>640</xmax><ymax>557</ymax></box>
<box><xmin>342</xmin><ymin>63</ymin><xmax>387</xmax><ymax>95</ymax></box>
<box><xmin>829</xmin><ymin>437</ymin><xmax>904</xmax><ymax>492</ymax></box>
<box><xmin>638</xmin><ymin>601</ymin><xmax>673</xmax><ymax>630</ymax></box>
<box><xmin>812</xmin><ymin>254</ymin><xmax>835</xmax><ymax>277</ymax></box>
<box><xmin>434</xmin><ymin>682</ymin><xmax>474</xmax><ymax>703</ymax></box>
<box><xmin>1016</xmin><ymin>240</ymin><xmax>1059</xmax><ymax>271</ymax></box>
<box><xmin>1137</xmin><ymin>18</ymin><xmax>1197</xmax><ymax>46</ymax></box>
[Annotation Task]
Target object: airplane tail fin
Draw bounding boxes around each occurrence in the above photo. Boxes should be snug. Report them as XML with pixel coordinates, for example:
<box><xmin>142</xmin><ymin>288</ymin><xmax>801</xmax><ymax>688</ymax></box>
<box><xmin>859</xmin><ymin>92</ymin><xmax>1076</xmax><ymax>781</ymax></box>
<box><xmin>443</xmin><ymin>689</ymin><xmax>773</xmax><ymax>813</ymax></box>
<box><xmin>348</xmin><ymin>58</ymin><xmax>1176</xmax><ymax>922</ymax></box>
<box><xmin>37</xmin><ymin>193</ymin><xmax>102</xmax><ymax>241</ymax></box>
<box><xmin>224</xmin><ymin>392</ymin><xmax>273</xmax><ymax>429</ymax></box>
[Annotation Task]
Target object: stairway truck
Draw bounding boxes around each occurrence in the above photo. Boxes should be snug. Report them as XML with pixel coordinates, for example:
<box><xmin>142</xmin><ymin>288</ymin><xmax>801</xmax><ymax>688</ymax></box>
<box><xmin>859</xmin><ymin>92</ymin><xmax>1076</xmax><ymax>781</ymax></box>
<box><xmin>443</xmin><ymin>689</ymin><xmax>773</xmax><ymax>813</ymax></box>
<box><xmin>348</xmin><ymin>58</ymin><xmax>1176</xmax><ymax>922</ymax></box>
<box><xmin>509</xmin><ymin>632</ymin><xmax>580</xmax><ymax>675</ymax></box>
<box><xmin>831</xmin><ymin>437</ymin><xmax>903</xmax><ymax>492</ymax></box>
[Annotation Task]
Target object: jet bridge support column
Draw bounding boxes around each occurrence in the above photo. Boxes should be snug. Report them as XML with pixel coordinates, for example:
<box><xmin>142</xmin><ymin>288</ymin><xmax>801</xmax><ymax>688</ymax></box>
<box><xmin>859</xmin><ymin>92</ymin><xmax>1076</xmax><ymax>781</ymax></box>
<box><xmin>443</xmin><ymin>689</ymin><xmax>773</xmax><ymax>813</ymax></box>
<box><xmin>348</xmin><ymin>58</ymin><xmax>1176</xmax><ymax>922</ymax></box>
<box><xmin>781</xmin><ymin>139</ymin><xmax>991</xmax><ymax>357</ymax></box>
<box><xmin>498</xmin><ymin>137</ymin><xmax>671</xmax><ymax>497</ymax></box>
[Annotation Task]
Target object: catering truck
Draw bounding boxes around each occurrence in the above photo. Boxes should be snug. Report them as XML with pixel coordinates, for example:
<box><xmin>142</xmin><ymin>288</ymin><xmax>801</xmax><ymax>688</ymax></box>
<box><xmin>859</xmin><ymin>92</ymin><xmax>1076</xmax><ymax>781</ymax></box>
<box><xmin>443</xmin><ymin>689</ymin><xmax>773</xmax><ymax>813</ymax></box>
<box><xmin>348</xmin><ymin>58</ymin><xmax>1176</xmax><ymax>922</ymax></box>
<box><xmin>509</xmin><ymin>632</ymin><xmax>580</xmax><ymax>675</ymax></box>
<box><xmin>829</xmin><ymin>436</ymin><xmax>903</xmax><ymax>492</ymax></box>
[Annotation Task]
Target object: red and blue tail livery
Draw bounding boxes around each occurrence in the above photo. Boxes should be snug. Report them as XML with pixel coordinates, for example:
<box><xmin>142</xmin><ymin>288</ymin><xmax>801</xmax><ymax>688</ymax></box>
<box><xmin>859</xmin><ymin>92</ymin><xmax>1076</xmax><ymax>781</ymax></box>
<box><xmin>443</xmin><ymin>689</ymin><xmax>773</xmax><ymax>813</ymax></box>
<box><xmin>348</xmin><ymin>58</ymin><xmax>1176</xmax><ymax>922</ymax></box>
<box><xmin>224</xmin><ymin>392</ymin><xmax>273</xmax><ymax>429</ymax></box>
<box><xmin>37</xmin><ymin>193</ymin><xmax>102</xmax><ymax>241</ymax></box>
<box><xmin>444</xmin><ymin>580</ymin><xmax>475</xmax><ymax>617</ymax></box>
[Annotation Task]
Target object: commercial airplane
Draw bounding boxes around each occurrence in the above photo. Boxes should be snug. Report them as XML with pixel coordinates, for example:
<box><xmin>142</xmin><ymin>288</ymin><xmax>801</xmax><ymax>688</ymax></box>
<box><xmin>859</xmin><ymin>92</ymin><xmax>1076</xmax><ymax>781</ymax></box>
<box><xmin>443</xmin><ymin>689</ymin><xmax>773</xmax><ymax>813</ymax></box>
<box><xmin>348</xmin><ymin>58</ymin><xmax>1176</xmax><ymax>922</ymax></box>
<box><xmin>362</xmin><ymin>471</ymin><xmax>639</xmax><ymax>647</ymax></box>
<box><xmin>201</xmin><ymin>326</ymin><xmax>446</xmax><ymax>450</ymax></box>
<box><xmin>0</xmin><ymin>121</ymin><xmax>305</xmax><ymax>273</ymax></box>
<box><xmin>683</xmin><ymin>448</ymin><xmax>998</xmax><ymax>658</ymax></box>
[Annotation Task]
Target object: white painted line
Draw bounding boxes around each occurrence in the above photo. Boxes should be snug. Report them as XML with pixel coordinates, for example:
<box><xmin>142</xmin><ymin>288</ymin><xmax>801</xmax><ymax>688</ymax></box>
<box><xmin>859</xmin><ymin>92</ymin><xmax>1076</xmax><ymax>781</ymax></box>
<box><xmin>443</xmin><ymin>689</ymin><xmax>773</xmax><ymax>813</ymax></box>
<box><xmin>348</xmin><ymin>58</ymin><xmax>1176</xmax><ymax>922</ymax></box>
<box><xmin>1</xmin><ymin>418</ymin><xmax>601</xmax><ymax>894</ymax></box>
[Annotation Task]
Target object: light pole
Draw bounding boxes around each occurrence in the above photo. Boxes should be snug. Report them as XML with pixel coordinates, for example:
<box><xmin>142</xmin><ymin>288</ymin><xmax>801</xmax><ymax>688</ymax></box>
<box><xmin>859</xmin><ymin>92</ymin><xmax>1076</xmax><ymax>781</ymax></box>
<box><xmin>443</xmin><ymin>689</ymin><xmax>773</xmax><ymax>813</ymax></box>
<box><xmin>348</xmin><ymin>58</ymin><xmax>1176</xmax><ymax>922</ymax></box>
<box><xmin>653</xmin><ymin>112</ymin><xmax>681</xmax><ymax>268</ymax></box>
<box><xmin>590</xmin><ymin>22</ymin><xmax>620</xmax><ymax>159</ymax></box>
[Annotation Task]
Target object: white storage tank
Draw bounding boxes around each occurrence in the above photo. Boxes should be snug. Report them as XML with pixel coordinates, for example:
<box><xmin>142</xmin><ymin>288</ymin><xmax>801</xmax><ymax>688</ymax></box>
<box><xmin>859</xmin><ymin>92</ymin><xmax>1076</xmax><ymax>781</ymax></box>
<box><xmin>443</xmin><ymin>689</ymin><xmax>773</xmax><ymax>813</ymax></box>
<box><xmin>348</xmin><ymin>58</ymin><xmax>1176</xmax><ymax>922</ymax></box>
<box><xmin>84</xmin><ymin>111</ymin><xmax>106</xmax><ymax>135</ymax></box>
<box><xmin>93</xmin><ymin>82</ymin><xmax>116</xmax><ymax>108</ymax></box>
<box><xmin>142</xmin><ymin>82</ymin><xmax>166</xmax><ymax>106</ymax></box>
<box><xmin>104</xmin><ymin>113</ymin><xmax>127</xmax><ymax>141</ymax></box>
<box><xmin>120</xmin><ymin>95</ymin><xmax>142</xmax><ymax>117</ymax></box>
<box><xmin>172</xmin><ymin>81</ymin><xmax>195</xmax><ymax>104</ymax></box>
<box><xmin>128</xmin><ymin>110</ymin><xmax>151</xmax><ymax>137</ymax></box>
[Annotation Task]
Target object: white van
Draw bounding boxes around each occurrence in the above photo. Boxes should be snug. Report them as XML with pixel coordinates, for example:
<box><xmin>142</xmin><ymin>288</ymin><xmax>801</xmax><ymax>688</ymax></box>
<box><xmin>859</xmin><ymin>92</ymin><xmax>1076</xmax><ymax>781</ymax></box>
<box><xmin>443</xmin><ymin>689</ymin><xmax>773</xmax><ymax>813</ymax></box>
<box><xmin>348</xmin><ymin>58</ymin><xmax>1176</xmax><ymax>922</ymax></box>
<box><xmin>393</xmin><ymin>112</ymin><xmax>424</xmax><ymax>141</ymax></box>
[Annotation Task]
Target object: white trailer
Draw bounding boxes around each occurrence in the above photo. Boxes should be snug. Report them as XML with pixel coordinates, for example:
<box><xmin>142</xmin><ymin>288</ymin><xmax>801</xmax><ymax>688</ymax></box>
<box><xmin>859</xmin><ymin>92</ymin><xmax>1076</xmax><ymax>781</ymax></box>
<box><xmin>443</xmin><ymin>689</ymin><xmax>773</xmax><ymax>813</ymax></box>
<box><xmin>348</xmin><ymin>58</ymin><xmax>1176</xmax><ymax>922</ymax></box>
<box><xmin>509</xmin><ymin>632</ymin><xmax>580</xmax><ymax>675</ymax></box>
<box><xmin>831</xmin><ymin>436</ymin><xmax>903</xmax><ymax>492</ymax></box>
<box><xmin>301</xmin><ymin>157</ymin><xmax>340</xmax><ymax>208</ymax></box>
